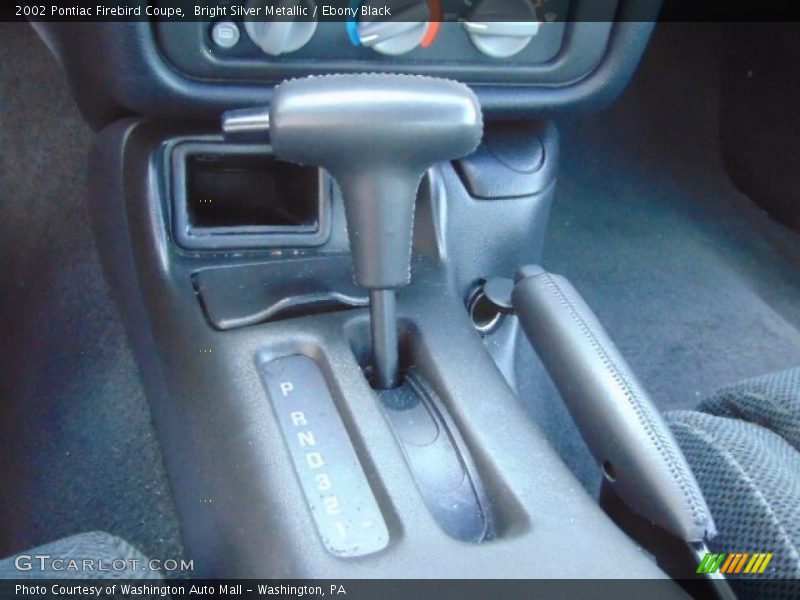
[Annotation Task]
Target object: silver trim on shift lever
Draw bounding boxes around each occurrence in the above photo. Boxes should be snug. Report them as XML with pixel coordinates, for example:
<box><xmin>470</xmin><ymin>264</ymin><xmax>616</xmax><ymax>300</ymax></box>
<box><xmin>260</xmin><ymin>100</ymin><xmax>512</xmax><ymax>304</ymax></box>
<box><xmin>221</xmin><ymin>106</ymin><xmax>271</xmax><ymax>143</ymax></box>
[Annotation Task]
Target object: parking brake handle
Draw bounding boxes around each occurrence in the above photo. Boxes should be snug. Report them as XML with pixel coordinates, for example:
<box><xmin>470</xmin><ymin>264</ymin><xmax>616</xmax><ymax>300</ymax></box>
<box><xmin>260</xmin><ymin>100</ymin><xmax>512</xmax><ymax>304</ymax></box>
<box><xmin>512</xmin><ymin>265</ymin><xmax>716</xmax><ymax>544</ymax></box>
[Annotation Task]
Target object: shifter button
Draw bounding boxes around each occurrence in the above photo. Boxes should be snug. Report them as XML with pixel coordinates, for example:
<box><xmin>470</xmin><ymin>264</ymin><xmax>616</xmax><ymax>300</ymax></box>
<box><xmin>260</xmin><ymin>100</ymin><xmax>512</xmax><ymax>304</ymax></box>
<box><xmin>257</xmin><ymin>353</ymin><xmax>389</xmax><ymax>557</ymax></box>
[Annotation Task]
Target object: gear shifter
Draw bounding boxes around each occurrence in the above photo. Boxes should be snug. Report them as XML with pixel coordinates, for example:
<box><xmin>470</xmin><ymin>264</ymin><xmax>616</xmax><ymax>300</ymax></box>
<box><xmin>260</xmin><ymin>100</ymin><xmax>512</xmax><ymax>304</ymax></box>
<box><xmin>223</xmin><ymin>74</ymin><xmax>483</xmax><ymax>388</ymax></box>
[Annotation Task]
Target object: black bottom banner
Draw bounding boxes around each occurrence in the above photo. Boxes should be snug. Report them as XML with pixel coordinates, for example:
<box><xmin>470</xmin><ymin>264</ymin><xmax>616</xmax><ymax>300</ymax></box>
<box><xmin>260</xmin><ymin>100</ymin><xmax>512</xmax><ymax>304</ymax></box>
<box><xmin>3</xmin><ymin>579</ymin><xmax>798</xmax><ymax>600</ymax></box>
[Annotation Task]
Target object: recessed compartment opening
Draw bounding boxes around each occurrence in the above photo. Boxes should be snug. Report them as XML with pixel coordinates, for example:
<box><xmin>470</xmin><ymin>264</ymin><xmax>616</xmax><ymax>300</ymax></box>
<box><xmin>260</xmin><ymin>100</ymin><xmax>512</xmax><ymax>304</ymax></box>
<box><xmin>187</xmin><ymin>154</ymin><xmax>318</xmax><ymax>229</ymax></box>
<box><xmin>171</xmin><ymin>141</ymin><xmax>330</xmax><ymax>250</ymax></box>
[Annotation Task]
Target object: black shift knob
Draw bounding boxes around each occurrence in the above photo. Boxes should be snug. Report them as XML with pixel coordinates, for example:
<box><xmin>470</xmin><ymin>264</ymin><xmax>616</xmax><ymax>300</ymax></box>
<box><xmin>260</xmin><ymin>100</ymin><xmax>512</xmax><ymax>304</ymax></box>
<box><xmin>222</xmin><ymin>74</ymin><xmax>483</xmax><ymax>389</ymax></box>
<box><xmin>269</xmin><ymin>74</ymin><xmax>483</xmax><ymax>290</ymax></box>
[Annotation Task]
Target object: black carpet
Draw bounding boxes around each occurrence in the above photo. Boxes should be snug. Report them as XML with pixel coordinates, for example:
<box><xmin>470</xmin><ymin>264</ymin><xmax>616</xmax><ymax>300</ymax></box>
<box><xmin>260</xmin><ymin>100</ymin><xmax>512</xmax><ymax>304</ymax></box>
<box><xmin>516</xmin><ymin>24</ymin><xmax>800</xmax><ymax>494</ymax></box>
<box><xmin>0</xmin><ymin>23</ymin><xmax>184</xmax><ymax>564</ymax></box>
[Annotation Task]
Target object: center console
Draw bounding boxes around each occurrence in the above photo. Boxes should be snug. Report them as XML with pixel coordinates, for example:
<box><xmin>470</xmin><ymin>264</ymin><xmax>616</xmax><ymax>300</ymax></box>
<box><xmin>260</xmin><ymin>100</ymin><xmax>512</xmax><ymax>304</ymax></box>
<box><xmin>33</xmin><ymin>0</ymin><xmax>697</xmax><ymax>584</ymax></box>
<box><xmin>88</xmin><ymin>115</ymin><xmax>676</xmax><ymax>578</ymax></box>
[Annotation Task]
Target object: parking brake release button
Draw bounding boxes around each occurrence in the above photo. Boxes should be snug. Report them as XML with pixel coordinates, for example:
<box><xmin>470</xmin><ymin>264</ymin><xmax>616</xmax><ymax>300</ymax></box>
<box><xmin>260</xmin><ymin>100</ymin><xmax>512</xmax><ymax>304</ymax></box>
<box><xmin>256</xmin><ymin>353</ymin><xmax>390</xmax><ymax>557</ymax></box>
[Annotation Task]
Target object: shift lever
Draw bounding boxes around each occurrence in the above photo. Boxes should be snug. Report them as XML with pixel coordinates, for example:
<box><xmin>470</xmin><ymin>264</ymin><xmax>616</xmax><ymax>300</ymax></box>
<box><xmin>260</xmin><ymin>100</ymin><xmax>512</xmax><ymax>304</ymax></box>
<box><xmin>223</xmin><ymin>74</ymin><xmax>483</xmax><ymax>388</ymax></box>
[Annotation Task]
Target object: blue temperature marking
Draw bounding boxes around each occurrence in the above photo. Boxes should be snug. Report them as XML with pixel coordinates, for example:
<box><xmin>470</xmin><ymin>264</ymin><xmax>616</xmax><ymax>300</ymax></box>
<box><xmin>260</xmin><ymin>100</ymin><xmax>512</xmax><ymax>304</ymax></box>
<box><xmin>347</xmin><ymin>0</ymin><xmax>361</xmax><ymax>45</ymax></box>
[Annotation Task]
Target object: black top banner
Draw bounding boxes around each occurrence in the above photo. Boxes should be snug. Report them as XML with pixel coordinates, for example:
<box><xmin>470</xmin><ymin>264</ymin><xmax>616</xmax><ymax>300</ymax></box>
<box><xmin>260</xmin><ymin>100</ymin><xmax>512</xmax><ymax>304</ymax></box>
<box><xmin>5</xmin><ymin>0</ymin><xmax>800</xmax><ymax>23</ymax></box>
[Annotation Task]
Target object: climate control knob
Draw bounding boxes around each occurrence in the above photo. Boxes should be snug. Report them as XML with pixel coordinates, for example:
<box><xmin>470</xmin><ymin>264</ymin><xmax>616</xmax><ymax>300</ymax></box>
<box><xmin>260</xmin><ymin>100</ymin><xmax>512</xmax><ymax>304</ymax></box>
<box><xmin>357</xmin><ymin>0</ymin><xmax>431</xmax><ymax>56</ymax></box>
<box><xmin>463</xmin><ymin>0</ymin><xmax>540</xmax><ymax>58</ymax></box>
<box><xmin>243</xmin><ymin>0</ymin><xmax>317</xmax><ymax>56</ymax></box>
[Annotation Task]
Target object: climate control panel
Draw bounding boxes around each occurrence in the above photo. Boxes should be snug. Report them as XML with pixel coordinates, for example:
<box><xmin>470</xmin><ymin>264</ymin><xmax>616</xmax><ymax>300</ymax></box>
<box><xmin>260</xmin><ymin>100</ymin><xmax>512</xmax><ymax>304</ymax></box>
<box><xmin>154</xmin><ymin>0</ymin><xmax>619</xmax><ymax>87</ymax></box>
<box><xmin>217</xmin><ymin>0</ymin><xmax>546</xmax><ymax>58</ymax></box>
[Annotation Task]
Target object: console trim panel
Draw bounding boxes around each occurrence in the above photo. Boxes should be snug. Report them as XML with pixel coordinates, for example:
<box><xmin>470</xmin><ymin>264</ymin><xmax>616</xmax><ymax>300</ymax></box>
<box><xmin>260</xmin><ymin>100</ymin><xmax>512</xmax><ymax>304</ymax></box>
<box><xmin>257</xmin><ymin>353</ymin><xmax>390</xmax><ymax>558</ymax></box>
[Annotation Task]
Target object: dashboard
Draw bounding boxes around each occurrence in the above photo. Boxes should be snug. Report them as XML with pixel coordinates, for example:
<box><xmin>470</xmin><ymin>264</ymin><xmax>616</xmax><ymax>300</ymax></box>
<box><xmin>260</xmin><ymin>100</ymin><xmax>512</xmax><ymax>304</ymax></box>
<box><xmin>32</xmin><ymin>0</ymin><xmax>660</xmax><ymax>126</ymax></box>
